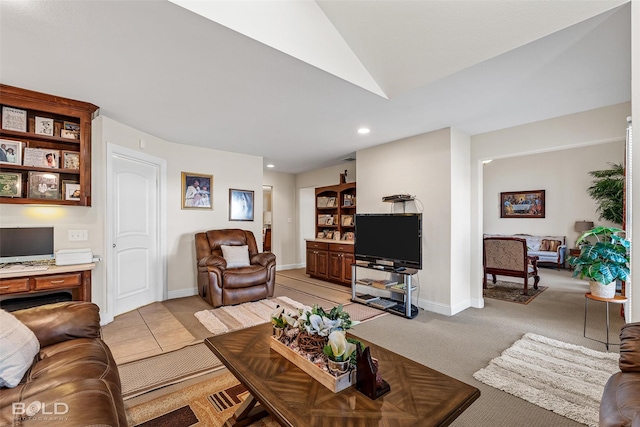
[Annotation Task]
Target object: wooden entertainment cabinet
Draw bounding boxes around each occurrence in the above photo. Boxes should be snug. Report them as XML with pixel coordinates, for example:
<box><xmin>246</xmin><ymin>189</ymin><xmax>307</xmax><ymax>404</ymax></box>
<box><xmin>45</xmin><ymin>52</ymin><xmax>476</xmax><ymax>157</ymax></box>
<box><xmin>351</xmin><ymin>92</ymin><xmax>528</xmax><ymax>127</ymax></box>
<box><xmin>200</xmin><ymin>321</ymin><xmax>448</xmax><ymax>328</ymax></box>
<box><xmin>0</xmin><ymin>264</ymin><xmax>95</xmax><ymax>305</ymax></box>
<box><xmin>306</xmin><ymin>181</ymin><xmax>356</xmax><ymax>286</ymax></box>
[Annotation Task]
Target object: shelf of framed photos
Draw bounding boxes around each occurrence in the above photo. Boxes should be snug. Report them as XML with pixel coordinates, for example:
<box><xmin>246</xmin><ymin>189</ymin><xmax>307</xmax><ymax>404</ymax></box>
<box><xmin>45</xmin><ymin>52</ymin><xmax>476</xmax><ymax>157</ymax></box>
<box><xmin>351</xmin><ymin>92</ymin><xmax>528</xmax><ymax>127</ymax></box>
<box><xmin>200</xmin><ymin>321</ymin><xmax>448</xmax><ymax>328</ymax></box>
<box><xmin>0</xmin><ymin>162</ymin><xmax>83</xmax><ymax>205</ymax></box>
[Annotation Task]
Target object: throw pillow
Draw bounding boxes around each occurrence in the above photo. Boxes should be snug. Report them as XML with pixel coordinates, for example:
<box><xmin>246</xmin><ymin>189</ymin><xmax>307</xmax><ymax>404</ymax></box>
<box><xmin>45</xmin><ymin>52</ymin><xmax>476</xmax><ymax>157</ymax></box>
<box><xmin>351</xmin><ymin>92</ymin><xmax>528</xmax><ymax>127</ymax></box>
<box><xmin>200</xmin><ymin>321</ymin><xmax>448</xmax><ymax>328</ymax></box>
<box><xmin>221</xmin><ymin>245</ymin><xmax>250</xmax><ymax>268</ymax></box>
<box><xmin>539</xmin><ymin>239</ymin><xmax>550</xmax><ymax>251</ymax></box>
<box><xmin>548</xmin><ymin>240</ymin><xmax>562</xmax><ymax>252</ymax></box>
<box><xmin>0</xmin><ymin>309</ymin><xmax>40</xmax><ymax>388</ymax></box>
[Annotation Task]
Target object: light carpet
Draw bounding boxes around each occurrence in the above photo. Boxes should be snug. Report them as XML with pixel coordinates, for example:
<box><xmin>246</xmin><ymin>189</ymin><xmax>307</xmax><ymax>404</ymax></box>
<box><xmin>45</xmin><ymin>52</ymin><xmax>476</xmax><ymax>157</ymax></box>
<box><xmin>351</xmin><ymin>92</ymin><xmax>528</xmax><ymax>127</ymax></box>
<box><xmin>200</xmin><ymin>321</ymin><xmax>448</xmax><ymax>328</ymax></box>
<box><xmin>194</xmin><ymin>295</ymin><xmax>385</xmax><ymax>335</ymax></box>
<box><xmin>473</xmin><ymin>333</ymin><xmax>619</xmax><ymax>427</ymax></box>
<box><xmin>119</xmin><ymin>343</ymin><xmax>224</xmax><ymax>400</ymax></box>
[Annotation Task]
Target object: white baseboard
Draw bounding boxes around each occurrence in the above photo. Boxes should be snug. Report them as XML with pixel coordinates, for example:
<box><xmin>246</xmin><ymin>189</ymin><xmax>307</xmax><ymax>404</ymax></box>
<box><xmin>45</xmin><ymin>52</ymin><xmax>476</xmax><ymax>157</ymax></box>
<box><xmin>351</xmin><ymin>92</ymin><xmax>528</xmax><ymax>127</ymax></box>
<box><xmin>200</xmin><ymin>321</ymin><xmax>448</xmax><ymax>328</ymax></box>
<box><xmin>417</xmin><ymin>297</ymin><xmax>473</xmax><ymax>316</ymax></box>
<box><xmin>277</xmin><ymin>263</ymin><xmax>304</xmax><ymax>271</ymax></box>
<box><xmin>168</xmin><ymin>287</ymin><xmax>198</xmax><ymax>299</ymax></box>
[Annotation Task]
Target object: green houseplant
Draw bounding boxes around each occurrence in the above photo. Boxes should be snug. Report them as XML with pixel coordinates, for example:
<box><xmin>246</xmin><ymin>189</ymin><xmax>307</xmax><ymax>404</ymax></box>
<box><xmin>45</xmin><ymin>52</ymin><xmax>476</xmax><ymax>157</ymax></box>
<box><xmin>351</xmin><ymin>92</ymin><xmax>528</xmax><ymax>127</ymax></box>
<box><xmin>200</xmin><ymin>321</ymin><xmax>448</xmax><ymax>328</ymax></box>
<box><xmin>568</xmin><ymin>226</ymin><xmax>630</xmax><ymax>298</ymax></box>
<box><xmin>587</xmin><ymin>163</ymin><xmax>624</xmax><ymax>225</ymax></box>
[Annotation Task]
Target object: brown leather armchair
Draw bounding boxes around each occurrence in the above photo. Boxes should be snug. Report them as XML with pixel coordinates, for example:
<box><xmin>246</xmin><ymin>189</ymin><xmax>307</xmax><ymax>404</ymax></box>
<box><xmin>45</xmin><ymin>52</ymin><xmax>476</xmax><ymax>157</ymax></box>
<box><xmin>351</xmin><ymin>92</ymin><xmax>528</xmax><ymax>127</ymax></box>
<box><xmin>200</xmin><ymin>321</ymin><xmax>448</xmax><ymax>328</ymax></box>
<box><xmin>195</xmin><ymin>229</ymin><xmax>276</xmax><ymax>307</ymax></box>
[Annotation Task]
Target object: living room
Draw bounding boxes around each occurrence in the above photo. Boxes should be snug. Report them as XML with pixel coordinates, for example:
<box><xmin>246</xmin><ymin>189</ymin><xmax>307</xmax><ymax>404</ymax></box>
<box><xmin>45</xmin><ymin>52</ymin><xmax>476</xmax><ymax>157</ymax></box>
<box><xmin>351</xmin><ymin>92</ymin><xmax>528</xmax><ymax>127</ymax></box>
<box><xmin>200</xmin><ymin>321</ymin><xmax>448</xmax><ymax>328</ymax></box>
<box><xmin>1</xmin><ymin>1</ymin><xmax>639</xmax><ymax>426</ymax></box>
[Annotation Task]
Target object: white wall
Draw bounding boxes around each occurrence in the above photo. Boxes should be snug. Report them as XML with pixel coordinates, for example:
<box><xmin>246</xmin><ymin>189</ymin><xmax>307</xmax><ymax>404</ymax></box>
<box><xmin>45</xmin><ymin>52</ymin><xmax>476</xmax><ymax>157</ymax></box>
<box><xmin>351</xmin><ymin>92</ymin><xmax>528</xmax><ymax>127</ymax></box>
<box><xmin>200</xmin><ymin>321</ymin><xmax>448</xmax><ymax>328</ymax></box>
<box><xmin>294</xmin><ymin>162</ymin><xmax>356</xmax><ymax>267</ymax></box>
<box><xmin>99</xmin><ymin>117</ymin><xmax>264</xmax><ymax>303</ymax></box>
<box><xmin>471</xmin><ymin>102</ymin><xmax>630</xmax><ymax>304</ymax></box>
<box><xmin>483</xmin><ymin>142</ymin><xmax>624</xmax><ymax>243</ymax></box>
<box><xmin>263</xmin><ymin>171</ymin><xmax>298</xmax><ymax>269</ymax></box>
<box><xmin>0</xmin><ymin>115</ymin><xmax>266</xmax><ymax>322</ymax></box>
<box><xmin>357</xmin><ymin>128</ymin><xmax>459</xmax><ymax>314</ymax></box>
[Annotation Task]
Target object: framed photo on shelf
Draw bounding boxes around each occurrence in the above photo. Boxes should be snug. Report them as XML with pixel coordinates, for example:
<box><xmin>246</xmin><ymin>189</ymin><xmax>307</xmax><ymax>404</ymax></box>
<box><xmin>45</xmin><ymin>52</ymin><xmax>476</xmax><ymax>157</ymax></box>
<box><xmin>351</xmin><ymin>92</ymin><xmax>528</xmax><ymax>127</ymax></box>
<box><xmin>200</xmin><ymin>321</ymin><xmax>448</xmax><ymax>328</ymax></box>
<box><xmin>62</xmin><ymin>150</ymin><xmax>80</xmax><ymax>170</ymax></box>
<box><xmin>2</xmin><ymin>106</ymin><xmax>27</xmax><ymax>132</ymax></box>
<box><xmin>61</xmin><ymin>121</ymin><xmax>80</xmax><ymax>140</ymax></box>
<box><xmin>326</xmin><ymin>197</ymin><xmax>336</xmax><ymax>207</ymax></box>
<box><xmin>34</xmin><ymin>116</ymin><xmax>54</xmax><ymax>136</ymax></box>
<box><xmin>0</xmin><ymin>172</ymin><xmax>22</xmax><ymax>198</ymax></box>
<box><xmin>62</xmin><ymin>180</ymin><xmax>81</xmax><ymax>201</ymax></box>
<box><xmin>342</xmin><ymin>231</ymin><xmax>355</xmax><ymax>241</ymax></box>
<box><xmin>0</xmin><ymin>139</ymin><xmax>22</xmax><ymax>165</ymax></box>
<box><xmin>27</xmin><ymin>171</ymin><xmax>60</xmax><ymax>200</ymax></box>
<box><xmin>500</xmin><ymin>190</ymin><xmax>545</xmax><ymax>219</ymax></box>
<box><xmin>23</xmin><ymin>147</ymin><xmax>59</xmax><ymax>168</ymax></box>
<box><xmin>181</xmin><ymin>172</ymin><xmax>212</xmax><ymax>209</ymax></box>
<box><xmin>229</xmin><ymin>189</ymin><xmax>254</xmax><ymax>221</ymax></box>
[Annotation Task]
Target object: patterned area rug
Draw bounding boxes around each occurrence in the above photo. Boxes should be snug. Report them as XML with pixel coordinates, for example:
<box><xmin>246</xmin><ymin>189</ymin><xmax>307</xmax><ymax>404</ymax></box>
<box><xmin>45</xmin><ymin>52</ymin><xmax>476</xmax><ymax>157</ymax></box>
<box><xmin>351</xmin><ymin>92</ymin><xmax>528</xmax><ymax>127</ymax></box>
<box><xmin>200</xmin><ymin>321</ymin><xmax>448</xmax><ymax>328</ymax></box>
<box><xmin>194</xmin><ymin>296</ymin><xmax>385</xmax><ymax>335</ymax></box>
<box><xmin>119</xmin><ymin>343</ymin><xmax>223</xmax><ymax>400</ymax></box>
<box><xmin>126</xmin><ymin>371</ymin><xmax>279</xmax><ymax>426</ymax></box>
<box><xmin>483</xmin><ymin>280</ymin><xmax>547</xmax><ymax>304</ymax></box>
<box><xmin>473</xmin><ymin>333</ymin><xmax>619</xmax><ymax>427</ymax></box>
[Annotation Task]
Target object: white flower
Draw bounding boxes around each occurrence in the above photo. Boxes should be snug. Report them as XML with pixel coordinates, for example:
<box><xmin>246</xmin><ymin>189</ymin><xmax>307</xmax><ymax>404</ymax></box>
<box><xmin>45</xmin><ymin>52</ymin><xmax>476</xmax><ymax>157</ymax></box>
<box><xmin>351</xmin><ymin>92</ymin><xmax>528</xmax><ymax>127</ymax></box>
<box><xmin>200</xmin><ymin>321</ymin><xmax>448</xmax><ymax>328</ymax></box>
<box><xmin>327</xmin><ymin>331</ymin><xmax>356</xmax><ymax>361</ymax></box>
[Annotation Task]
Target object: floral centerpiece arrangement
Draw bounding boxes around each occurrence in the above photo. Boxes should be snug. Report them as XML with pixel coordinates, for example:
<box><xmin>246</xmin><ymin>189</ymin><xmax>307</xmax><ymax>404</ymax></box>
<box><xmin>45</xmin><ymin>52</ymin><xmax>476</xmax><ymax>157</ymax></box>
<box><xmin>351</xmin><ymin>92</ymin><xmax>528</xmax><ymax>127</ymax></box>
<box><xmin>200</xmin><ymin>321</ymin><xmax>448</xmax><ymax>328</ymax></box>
<box><xmin>271</xmin><ymin>304</ymin><xmax>360</xmax><ymax>376</ymax></box>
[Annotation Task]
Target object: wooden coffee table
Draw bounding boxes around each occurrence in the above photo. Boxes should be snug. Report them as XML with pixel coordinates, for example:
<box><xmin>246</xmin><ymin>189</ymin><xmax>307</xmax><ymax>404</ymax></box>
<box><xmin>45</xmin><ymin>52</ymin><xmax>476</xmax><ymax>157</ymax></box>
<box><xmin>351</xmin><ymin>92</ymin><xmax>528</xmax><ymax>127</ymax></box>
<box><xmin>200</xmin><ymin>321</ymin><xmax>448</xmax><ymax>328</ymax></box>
<box><xmin>205</xmin><ymin>323</ymin><xmax>480</xmax><ymax>426</ymax></box>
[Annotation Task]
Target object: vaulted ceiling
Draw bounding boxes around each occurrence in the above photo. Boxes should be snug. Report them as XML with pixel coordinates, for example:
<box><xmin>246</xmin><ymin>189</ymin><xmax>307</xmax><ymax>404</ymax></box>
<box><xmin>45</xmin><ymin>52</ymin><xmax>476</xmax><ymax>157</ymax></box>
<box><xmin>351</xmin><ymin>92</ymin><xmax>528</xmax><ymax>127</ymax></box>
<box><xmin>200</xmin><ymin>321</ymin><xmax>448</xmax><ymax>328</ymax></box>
<box><xmin>0</xmin><ymin>1</ymin><xmax>631</xmax><ymax>173</ymax></box>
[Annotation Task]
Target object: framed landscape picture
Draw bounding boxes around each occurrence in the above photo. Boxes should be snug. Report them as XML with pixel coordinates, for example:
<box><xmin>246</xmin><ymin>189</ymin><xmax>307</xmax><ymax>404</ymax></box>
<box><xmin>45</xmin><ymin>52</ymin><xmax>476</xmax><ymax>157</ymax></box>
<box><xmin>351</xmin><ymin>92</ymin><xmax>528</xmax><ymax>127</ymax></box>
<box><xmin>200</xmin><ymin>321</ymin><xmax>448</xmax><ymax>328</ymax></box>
<box><xmin>181</xmin><ymin>172</ymin><xmax>212</xmax><ymax>209</ymax></box>
<box><xmin>229</xmin><ymin>189</ymin><xmax>254</xmax><ymax>221</ymax></box>
<box><xmin>500</xmin><ymin>190</ymin><xmax>545</xmax><ymax>218</ymax></box>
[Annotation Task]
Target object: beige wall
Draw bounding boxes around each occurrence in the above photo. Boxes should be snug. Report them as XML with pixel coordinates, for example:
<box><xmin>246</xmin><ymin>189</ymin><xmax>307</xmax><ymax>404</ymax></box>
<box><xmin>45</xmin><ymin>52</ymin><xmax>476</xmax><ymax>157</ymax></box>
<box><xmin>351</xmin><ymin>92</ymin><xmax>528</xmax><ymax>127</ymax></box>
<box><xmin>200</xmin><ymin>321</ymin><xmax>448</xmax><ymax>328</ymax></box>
<box><xmin>483</xmin><ymin>142</ymin><xmax>624</xmax><ymax>241</ymax></box>
<box><xmin>471</xmin><ymin>102</ymin><xmax>630</xmax><ymax>306</ymax></box>
<box><xmin>357</xmin><ymin>128</ymin><xmax>459</xmax><ymax>314</ymax></box>
<box><xmin>263</xmin><ymin>170</ymin><xmax>298</xmax><ymax>269</ymax></box>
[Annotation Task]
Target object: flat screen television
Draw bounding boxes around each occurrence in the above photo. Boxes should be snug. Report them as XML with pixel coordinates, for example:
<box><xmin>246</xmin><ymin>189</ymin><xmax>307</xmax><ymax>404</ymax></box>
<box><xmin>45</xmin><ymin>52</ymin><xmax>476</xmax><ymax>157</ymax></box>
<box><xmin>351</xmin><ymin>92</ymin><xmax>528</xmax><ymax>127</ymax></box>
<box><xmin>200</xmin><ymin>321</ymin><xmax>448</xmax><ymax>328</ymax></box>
<box><xmin>354</xmin><ymin>213</ymin><xmax>422</xmax><ymax>270</ymax></box>
<box><xmin>0</xmin><ymin>227</ymin><xmax>54</xmax><ymax>263</ymax></box>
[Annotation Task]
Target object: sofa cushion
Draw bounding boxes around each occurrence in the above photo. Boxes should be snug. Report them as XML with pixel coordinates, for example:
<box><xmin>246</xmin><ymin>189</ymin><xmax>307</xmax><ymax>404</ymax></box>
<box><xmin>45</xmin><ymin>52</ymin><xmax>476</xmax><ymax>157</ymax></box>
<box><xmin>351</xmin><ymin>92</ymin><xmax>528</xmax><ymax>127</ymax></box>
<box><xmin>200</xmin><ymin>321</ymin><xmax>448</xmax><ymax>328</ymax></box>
<box><xmin>0</xmin><ymin>309</ymin><xmax>40</xmax><ymax>388</ymax></box>
<box><xmin>540</xmin><ymin>239</ymin><xmax>562</xmax><ymax>252</ymax></box>
<box><xmin>223</xmin><ymin>265</ymin><xmax>269</xmax><ymax>288</ymax></box>
<box><xmin>620</xmin><ymin>322</ymin><xmax>640</xmax><ymax>372</ymax></box>
<box><xmin>221</xmin><ymin>245</ymin><xmax>250</xmax><ymax>268</ymax></box>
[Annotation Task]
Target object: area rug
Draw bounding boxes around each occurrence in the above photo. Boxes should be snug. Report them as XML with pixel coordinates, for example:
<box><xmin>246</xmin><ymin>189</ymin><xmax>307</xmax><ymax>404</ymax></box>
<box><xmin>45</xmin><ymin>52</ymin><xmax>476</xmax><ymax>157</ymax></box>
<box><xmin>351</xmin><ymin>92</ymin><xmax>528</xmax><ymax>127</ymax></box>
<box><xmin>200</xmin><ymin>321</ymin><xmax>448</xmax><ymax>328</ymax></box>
<box><xmin>483</xmin><ymin>280</ymin><xmax>547</xmax><ymax>304</ymax></box>
<box><xmin>126</xmin><ymin>370</ymin><xmax>279</xmax><ymax>427</ymax></box>
<box><xmin>119</xmin><ymin>343</ymin><xmax>224</xmax><ymax>400</ymax></box>
<box><xmin>194</xmin><ymin>296</ymin><xmax>385</xmax><ymax>335</ymax></box>
<box><xmin>473</xmin><ymin>333</ymin><xmax>619</xmax><ymax>427</ymax></box>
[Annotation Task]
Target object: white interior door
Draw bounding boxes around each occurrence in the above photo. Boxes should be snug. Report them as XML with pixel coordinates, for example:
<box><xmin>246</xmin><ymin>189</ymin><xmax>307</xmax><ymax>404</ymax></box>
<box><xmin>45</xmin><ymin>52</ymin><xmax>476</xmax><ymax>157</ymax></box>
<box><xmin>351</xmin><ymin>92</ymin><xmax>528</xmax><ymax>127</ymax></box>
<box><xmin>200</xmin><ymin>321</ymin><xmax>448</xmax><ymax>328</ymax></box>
<box><xmin>107</xmin><ymin>144</ymin><xmax>165</xmax><ymax>317</ymax></box>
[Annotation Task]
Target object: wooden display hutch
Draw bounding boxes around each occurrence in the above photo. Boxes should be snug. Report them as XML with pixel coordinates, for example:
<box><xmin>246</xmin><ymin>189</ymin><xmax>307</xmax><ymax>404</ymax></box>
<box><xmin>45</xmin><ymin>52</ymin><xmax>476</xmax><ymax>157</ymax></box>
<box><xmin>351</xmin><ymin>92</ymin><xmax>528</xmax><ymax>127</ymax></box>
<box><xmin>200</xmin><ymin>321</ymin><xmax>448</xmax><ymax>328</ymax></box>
<box><xmin>306</xmin><ymin>181</ymin><xmax>356</xmax><ymax>286</ymax></box>
<box><xmin>0</xmin><ymin>85</ymin><xmax>98</xmax><ymax>206</ymax></box>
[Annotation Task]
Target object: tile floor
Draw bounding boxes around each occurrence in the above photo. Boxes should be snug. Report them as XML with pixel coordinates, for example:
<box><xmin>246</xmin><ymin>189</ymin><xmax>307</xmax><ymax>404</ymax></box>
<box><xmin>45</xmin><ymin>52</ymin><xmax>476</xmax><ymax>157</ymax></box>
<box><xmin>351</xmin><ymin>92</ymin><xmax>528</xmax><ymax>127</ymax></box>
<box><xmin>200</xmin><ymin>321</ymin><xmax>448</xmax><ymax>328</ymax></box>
<box><xmin>102</xmin><ymin>302</ymin><xmax>197</xmax><ymax>364</ymax></box>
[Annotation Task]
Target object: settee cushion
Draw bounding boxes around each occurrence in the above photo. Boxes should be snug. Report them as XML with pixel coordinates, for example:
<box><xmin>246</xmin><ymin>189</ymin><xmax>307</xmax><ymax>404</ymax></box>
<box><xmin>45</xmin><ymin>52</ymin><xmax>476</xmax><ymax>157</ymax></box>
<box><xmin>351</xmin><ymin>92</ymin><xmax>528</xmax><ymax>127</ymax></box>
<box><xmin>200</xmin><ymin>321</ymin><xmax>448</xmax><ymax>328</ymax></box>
<box><xmin>0</xmin><ymin>309</ymin><xmax>40</xmax><ymax>388</ymax></box>
<box><xmin>540</xmin><ymin>239</ymin><xmax>562</xmax><ymax>252</ymax></box>
<box><xmin>221</xmin><ymin>244</ymin><xmax>250</xmax><ymax>268</ymax></box>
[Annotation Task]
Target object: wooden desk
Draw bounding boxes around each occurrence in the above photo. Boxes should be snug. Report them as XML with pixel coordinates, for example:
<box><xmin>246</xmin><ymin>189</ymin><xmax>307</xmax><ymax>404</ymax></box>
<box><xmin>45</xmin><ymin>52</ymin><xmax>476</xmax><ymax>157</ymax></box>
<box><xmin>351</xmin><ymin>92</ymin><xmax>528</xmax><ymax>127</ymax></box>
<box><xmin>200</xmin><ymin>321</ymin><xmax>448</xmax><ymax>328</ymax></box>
<box><xmin>205</xmin><ymin>323</ymin><xmax>480</xmax><ymax>427</ymax></box>
<box><xmin>0</xmin><ymin>263</ymin><xmax>95</xmax><ymax>303</ymax></box>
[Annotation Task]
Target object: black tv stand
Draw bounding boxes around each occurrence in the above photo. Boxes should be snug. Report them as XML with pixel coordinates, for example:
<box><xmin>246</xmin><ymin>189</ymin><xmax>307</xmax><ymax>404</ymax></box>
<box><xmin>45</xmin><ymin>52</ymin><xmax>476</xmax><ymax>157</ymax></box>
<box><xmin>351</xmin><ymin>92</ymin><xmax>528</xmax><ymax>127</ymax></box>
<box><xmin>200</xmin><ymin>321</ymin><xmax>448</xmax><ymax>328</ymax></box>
<box><xmin>352</xmin><ymin>263</ymin><xmax>418</xmax><ymax>319</ymax></box>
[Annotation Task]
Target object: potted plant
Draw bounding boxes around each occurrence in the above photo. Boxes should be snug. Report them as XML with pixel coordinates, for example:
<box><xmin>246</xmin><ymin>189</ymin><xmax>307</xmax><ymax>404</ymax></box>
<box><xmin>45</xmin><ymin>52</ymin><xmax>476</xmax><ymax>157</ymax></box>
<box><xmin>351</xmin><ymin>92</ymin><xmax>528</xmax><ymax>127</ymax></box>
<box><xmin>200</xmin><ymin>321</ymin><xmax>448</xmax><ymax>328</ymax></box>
<box><xmin>568</xmin><ymin>226</ymin><xmax>630</xmax><ymax>298</ymax></box>
<box><xmin>323</xmin><ymin>330</ymin><xmax>359</xmax><ymax>375</ymax></box>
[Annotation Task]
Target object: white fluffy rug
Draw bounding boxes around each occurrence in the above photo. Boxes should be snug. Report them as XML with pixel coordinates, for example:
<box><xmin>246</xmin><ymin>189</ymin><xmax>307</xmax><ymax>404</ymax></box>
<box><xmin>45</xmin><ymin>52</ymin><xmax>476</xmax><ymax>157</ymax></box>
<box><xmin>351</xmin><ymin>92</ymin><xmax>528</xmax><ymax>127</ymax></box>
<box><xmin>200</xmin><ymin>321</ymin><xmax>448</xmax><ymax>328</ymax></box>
<box><xmin>473</xmin><ymin>333</ymin><xmax>619</xmax><ymax>427</ymax></box>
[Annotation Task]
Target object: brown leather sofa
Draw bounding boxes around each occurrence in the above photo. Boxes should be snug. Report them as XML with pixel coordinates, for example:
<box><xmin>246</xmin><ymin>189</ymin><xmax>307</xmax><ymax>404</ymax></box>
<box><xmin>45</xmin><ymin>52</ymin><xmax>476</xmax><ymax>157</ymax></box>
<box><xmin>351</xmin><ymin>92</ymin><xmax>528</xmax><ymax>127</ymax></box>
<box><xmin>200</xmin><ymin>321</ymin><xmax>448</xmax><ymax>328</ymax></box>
<box><xmin>0</xmin><ymin>302</ymin><xmax>126</xmax><ymax>426</ymax></box>
<box><xmin>195</xmin><ymin>229</ymin><xmax>276</xmax><ymax>307</ymax></box>
<box><xmin>600</xmin><ymin>322</ymin><xmax>640</xmax><ymax>427</ymax></box>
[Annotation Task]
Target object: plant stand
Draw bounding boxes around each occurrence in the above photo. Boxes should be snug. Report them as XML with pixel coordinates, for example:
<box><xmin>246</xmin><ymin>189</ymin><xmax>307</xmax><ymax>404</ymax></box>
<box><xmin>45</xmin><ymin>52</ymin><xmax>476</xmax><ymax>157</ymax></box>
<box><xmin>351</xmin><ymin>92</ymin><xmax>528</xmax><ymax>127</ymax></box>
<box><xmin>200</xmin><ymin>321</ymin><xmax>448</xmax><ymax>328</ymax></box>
<box><xmin>583</xmin><ymin>292</ymin><xmax>628</xmax><ymax>350</ymax></box>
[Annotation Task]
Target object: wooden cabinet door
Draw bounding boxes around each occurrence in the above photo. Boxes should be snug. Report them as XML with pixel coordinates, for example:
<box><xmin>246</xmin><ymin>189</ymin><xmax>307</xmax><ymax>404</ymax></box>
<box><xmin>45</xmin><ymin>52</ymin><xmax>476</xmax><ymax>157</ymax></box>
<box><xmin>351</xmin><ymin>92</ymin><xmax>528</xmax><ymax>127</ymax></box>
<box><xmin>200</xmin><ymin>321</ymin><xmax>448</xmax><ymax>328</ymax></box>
<box><xmin>306</xmin><ymin>248</ymin><xmax>318</xmax><ymax>276</ymax></box>
<box><xmin>316</xmin><ymin>250</ymin><xmax>329</xmax><ymax>278</ymax></box>
<box><xmin>329</xmin><ymin>252</ymin><xmax>342</xmax><ymax>281</ymax></box>
<box><xmin>341</xmin><ymin>253</ymin><xmax>355</xmax><ymax>284</ymax></box>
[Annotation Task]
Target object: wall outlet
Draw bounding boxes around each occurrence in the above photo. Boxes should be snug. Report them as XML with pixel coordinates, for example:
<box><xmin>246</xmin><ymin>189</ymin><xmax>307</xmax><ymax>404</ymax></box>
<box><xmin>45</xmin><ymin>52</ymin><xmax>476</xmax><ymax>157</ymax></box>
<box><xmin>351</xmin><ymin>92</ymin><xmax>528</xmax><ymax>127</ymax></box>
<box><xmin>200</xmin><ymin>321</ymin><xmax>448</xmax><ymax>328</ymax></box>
<box><xmin>68</xmin><ymin>230</ymin><xmax>88</xmax><ymax>241</ymax></box>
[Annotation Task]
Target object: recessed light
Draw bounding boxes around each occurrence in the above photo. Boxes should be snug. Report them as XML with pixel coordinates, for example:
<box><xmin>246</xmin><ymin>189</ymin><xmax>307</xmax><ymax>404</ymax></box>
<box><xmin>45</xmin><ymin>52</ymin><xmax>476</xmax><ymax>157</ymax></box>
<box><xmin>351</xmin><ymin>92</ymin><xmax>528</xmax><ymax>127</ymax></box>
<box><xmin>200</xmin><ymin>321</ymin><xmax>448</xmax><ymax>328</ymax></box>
<box><xmin>266</xmin><ymin>164</ymin><xmax>275</xmax><ymax>168</ymax></box>
<box><xmin>357</xmin><ymin>128</ymin><xmax>370</xmax><ymax>134</ymax></box>
<box><xmin>482</xmin><ymin>159</ymin><xmax>493</xmax><ymax>164</ymax></box>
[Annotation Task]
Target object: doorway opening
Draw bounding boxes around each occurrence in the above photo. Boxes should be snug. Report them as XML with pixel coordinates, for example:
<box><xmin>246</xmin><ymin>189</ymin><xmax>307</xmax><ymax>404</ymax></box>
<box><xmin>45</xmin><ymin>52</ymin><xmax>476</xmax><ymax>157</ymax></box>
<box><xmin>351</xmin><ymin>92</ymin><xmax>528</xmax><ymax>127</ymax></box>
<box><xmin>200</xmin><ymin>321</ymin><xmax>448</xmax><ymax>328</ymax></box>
<box><xmin>263</xmin><ymin>186</ymin><xmax>272</xmax><ymax>252</ymax></box>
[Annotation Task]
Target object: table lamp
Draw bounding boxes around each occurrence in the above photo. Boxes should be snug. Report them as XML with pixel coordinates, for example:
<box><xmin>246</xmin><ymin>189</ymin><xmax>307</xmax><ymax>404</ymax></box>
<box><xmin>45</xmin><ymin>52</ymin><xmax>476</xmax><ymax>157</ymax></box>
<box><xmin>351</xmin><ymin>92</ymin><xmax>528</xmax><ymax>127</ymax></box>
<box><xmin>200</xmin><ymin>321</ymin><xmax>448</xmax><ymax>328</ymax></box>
<box><xmin>574</xmin><ymin>221</ymin><xmax>594</xmax><ymax>246</ymax></box>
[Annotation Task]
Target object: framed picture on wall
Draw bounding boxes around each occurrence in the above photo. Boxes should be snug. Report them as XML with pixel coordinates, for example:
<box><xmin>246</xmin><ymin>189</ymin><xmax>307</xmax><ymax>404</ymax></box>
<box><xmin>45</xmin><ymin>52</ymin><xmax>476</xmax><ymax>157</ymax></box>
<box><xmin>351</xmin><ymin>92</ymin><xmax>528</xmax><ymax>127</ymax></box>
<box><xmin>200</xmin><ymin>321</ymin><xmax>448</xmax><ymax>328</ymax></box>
<box><xmin>229</xmin><ymin>189</ymin><xmax>254</xmax><ymax>221</ymax></box>
<box><xmin>181</xmin><ymin>172</ymin><xmax>212</xmax><ymax>209</ymax></box>
<box><xmin>500</xmin><ymin>190</ymin><xmax>545</xmax><ymax>218</ymax></box>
